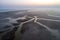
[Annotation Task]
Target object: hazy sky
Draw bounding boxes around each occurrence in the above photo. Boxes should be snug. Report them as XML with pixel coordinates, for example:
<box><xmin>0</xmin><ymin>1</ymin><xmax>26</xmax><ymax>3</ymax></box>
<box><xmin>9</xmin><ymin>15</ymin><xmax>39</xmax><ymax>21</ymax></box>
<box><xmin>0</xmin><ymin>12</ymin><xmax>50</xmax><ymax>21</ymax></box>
<box><xmin>0</xmin><ymin>0</ymin><xmax>60</xmax><ymax>6</ymax></box>
<box><xmin>0</xmin><ymin>0</ymin><xmax>60</xmax><ymax>9</ymax></box>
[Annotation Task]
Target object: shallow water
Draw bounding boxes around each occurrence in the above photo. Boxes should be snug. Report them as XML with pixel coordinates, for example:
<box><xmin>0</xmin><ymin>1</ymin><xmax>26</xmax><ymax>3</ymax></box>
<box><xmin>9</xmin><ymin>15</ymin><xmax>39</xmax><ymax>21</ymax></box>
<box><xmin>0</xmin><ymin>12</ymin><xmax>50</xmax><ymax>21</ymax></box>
<box><xmin>0</xmin><ymin>10</ymin><xmax>60</xmax><ymax>40</ymax></box>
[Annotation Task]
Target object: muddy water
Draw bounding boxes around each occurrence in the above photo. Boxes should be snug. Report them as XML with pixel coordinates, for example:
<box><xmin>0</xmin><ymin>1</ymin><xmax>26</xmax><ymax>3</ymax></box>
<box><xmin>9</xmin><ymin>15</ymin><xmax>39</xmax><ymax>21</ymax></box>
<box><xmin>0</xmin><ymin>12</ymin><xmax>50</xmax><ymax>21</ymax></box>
<box><xmin>20</xmin><ymin>21</ymin><xmax>54</xmax><ymax>40</ymax></box>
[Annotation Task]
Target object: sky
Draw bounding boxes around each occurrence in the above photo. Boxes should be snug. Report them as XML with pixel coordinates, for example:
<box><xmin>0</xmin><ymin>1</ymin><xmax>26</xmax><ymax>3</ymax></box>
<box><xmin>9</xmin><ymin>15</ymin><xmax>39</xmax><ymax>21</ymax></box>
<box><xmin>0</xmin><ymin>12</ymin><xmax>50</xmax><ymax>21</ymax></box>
<box><xmin>0</xmin><ymin>0</ymin><xmax>60</xmax><ymax>5</ymax></box>
<box><xmin>0</xmin><ymin>0</ymin><xmax>60</xmax><ymax>9</ymax></box>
